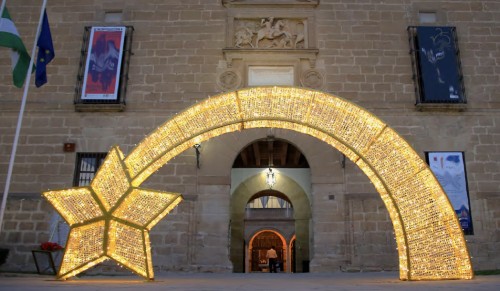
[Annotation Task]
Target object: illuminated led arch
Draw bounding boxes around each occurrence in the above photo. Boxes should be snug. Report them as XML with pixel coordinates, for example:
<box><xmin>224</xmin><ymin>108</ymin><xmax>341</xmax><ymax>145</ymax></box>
<box><xmin>125</xmin><ymin>86</ymin><xmax>473</xmax><ymax>280</ymax></box>
<box><xmin>45</xmin><ymin>86</ymin><xmax>473</xmax><ymax>281</ymax></box>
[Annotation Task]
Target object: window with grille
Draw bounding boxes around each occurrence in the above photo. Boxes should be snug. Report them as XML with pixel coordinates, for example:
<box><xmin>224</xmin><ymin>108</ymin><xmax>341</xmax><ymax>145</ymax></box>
<box><xmin>73</xmin><ymin>152</ymin><xmax>107</xmax><ymax>186</ymax></box>
<box><xmin>50</xmin><ymin>152</ymin><xmax>107</xmax><ymax>247</ymax></box>
<box><xmin>408</xmin><ymin>26</ymin><xmax>466</xmax><ymax>104</ymax></box>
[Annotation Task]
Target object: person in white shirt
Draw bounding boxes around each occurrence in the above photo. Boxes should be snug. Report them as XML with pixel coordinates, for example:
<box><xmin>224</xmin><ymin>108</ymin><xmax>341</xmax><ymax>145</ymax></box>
<box><xmin>266</xmin><ymin>246</ymin><xmax>278</xmax><ymax>273</ymax></box>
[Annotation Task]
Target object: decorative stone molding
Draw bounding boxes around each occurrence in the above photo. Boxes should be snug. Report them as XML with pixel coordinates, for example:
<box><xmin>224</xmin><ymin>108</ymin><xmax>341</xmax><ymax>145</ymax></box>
<box><xmin>227</xmin><ymin>9</ymin><xmax>316</xmax><ymax>50</ymax></box>
<box><xmin>217</xmin><ymin>70</ymin><xmax>242</xmax><ymax>91</ymax></box>
<box><xmin>221</xmin><ymin>2</ymin><xmax>320</xmax><ymax>88</ymax></box>
<box><xmin>300</xmin><ymin>69</ymin><xmax>324</xmax><ymax>90</ymax></box>
<box><xmin>233</xmin><ymin>17</ymin><xmax>307</xmax><ymax>49</ymax></box>
<box><xmin>221</xmin><ymin>48</ymin><xmax>319</xmax><ymax>88</ymax></box>
<box><xmin>222</xmin><ymin>0</ymin><xmax>319</xmax><ymax>8</ymax></box>
<box><xmin>222</xmin><ymin>48</ymin><xmax>318</xmax><ymax>68</ymax></box>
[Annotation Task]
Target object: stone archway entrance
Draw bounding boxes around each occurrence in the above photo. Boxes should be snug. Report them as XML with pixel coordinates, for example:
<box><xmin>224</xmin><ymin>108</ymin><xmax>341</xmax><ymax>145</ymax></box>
<box><xmin>248</xmin><ymin>230</ymin><xmax>286</xmax><ymax>272</ymax></box>
<box><xmin>45</xmin><ymin>87</ymin><xmax>473</xmax><ymax>280</ymax></box>
<box><xmin>230</xmin><ymin>173</ymin><xmax>311</xmax><ymax>273</ymax></box>
<box><xmin>231</xmin><ymin>138</ymin><xmax>309</xmax><ymax>273</ymax></box>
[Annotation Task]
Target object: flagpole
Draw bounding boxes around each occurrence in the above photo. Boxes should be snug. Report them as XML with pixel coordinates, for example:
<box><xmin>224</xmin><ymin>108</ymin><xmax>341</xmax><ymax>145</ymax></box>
<box><xmin>0</xmin><ymin>0</ymin><xmax>7</xmax><ymax>26</ymax></box>
<box><xmin>0</xmin><ymin>0</ymin><xmax>48</xmax><ymax>234</ymax></box>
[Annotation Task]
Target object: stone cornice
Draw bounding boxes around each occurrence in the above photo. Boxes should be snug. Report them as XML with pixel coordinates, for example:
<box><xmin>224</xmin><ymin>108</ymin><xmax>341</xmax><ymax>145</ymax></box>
<box><xmin>222</xmin><ymin>0</ymin><xmax>319</xmax><ymax>8</ymax></box>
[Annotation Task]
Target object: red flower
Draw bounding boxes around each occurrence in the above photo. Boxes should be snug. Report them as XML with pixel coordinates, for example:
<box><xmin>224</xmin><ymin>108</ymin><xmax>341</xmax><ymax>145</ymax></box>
<box><xmin>40</xmin><ymin>242</ymin><xmax>63</xmax><ymax>251</ymax></box>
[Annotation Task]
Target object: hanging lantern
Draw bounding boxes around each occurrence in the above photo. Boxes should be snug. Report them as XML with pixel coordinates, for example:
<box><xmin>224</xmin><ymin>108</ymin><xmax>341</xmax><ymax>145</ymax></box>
<box><xmin>266</xmin><ymin>167</ymin><xmax>276</xmax><ymax>189</ymax></box>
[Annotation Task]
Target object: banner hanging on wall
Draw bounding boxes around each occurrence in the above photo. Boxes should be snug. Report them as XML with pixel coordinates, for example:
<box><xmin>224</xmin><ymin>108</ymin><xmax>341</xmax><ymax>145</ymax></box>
<box><xmin>81</xmin><ymin>26</ymin><xmax>125</xmax><ymax>100</ymax></box>
<box><xmin>417</xmin><ymin>26</ymin><xmax>463</xmax><ymax>102</ymax></box>
<box><xmin>427</xmin><ymin>151</ymin><xmax>473</xmax><ymax>235</ymax></box>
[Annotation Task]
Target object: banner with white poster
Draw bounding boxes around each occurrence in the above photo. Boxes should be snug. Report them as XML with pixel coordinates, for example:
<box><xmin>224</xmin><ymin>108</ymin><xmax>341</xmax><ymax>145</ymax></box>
<box><xmin>426</xmin><ymin>152</ymin><xmax>473</xmax><ymax>235</ymax></box>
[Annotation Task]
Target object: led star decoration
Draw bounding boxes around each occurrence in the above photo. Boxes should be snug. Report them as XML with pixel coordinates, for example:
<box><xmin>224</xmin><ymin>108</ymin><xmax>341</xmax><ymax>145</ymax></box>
<box><xmin>43</xmin><ymin>146</ymin><xmax>182</xmax><ymax>280</ymax></box>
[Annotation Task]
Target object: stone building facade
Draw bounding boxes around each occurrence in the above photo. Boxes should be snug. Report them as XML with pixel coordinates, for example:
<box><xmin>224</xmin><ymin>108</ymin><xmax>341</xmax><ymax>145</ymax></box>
<box><xmin>0</xmin><ymin>0</ymin><xmax>499</xmax><ymax>275</ymax></box>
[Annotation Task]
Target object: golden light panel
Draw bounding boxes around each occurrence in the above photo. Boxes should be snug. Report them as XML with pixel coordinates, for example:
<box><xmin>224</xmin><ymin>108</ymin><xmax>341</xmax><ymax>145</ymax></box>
<box><xmin>45</xmin><ymin>86</ymin><xmax>472</xmax><ymax>281</ymax></box>
<box><xmin>43</xmin><ymin>146</ymin><xmax>183</xmax><ymax>280</ymax></box>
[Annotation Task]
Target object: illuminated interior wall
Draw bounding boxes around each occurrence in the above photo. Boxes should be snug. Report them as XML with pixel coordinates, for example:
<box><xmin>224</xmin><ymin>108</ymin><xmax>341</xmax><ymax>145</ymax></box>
<box><xmin>45</xmin><ymin>86</ymin><xmax>473</xmax><ymax>280</ymax></box>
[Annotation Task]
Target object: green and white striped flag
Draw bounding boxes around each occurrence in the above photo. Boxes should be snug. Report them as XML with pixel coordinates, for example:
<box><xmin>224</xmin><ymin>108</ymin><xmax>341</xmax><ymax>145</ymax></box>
<box><xmin>0</xmin><ymin>7</ymin><xmax>31</xmax><ymax>88</ymax></box>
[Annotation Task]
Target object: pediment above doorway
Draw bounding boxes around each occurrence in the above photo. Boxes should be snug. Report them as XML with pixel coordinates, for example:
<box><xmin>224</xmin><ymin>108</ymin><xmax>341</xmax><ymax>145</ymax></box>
<box><xmin>218</xmin><ymin>2</ymin><xmax>323</xmax><ymax>91</ymax></box>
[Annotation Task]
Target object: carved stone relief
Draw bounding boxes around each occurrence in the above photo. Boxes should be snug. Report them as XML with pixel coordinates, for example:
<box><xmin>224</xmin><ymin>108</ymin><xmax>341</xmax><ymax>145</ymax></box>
<box><xmin>221</xmin><ymin>4</ymin><xmax>320</xmax><ymax>91</ymax></box>
<box><xmin>217</xmin><ymin>70</ymin><xmax>242</xmax><ymax>91</ymax></box>
<box><xmin>300</xmin><ymin>69</ymin><xmax>324</xmax><ymax>90</ymax></box>
<box><xmin>233</xmin><ymin>18</ymin><xmax>307</xmax><ymax>49</ymax></box>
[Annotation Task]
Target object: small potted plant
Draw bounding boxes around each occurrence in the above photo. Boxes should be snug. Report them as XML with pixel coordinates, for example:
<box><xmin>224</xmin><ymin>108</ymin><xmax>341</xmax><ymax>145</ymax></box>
<box><xmin>32</xmin><ymin>242</ymin><xmax>64</xmax><ymax>274</ymax></box>
<box><xmin>39</xmin><ymin>242</ymin><xmax>63</xmax><ymax>252</ymax></box>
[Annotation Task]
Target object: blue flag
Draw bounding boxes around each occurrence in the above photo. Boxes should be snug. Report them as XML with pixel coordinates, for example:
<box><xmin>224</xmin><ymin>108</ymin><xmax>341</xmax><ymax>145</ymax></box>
<box><xmin>35</xmin><ymin>10</ymin><xmax>54</xmax><ymax>87</ymax></box>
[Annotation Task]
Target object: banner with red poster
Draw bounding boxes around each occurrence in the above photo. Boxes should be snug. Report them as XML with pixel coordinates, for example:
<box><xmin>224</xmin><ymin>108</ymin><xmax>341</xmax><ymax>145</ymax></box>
<box><xmin>81</xmin><ymin>27</ymin><xmax>125</xmax><ymax>100</ymax></box>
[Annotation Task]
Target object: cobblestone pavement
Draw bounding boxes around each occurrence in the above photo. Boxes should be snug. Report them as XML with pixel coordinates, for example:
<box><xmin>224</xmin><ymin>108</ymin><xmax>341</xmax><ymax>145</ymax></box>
<box><xmin>0</xmin><ymin>271</ymin><xmax>499</xmax><ymax>291</ymax></box>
